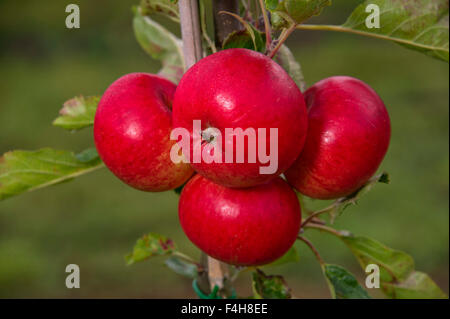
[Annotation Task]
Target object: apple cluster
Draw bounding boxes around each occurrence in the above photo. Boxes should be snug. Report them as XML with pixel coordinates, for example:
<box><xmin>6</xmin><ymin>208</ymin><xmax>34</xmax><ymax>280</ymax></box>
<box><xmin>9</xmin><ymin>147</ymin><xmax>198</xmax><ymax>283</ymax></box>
<box><xmin>94</xmin><ymin>48</ymin><xmax>390</xmax><ymax>266</ymax></box>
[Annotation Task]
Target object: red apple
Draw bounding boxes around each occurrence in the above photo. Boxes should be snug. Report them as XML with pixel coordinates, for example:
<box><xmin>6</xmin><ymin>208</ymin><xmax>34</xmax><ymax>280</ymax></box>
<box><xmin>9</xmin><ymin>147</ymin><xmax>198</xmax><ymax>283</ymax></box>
<box><xmin>173</xmin><ymin>48</ymin><xmax>308</xmax><ymax>188</ymax></box>
<box><xmin>178</xmin><ymin>175</ymin><xmax>301</xmax><ymax>266</ymax></box>
<box><xmin>94</xmin><ymin>73</ymin><xmax>193</xmax><ymax>191</ymax></box>
<box><xmin>285</xmin><ymin>76</ymin><xmax>391</xmax><ymax>199</ymax></box>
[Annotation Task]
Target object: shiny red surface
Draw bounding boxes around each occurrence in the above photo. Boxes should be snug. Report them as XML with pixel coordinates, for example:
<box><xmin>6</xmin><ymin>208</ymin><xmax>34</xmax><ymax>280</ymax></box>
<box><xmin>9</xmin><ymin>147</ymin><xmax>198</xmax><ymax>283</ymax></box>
<box><xmin>286</xmin><ymin>76</ymin><xmax>391</xmax><ymax>199</ymax></box>
<box><xmin>94</xmin><ymin>73</ymin><xmax>193</xmax><ymax>191</ymax></box>
<box><xmin>173</xmin><ymin>48</ymin><xmax>308</xmax><ymax>188</ymax></box>
<box><xmin>179</xmin><ymin>175</ymin><xmax>302</xmax><ymax>266</ymax></box>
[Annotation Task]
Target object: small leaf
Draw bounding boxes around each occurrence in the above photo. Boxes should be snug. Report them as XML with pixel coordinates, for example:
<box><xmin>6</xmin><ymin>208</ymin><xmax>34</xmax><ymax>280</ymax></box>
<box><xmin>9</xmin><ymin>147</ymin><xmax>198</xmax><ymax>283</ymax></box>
<box><xmin>223</xmin><ymin>29</ymin><xmax>266</xmax><ymax>52</ymax></box>
<box><xmin>342</xmin><ymin>235</ymin><xmax>415</xmax><ymax>283</ymax></box>
<box><xmin>265</xmin><ymin>0</ymin><xmax>280</xmax><ymax>11</ymax></box>
<box><xmin>75</xmin><ymin>148</ymin><xmax>101</xmax><ymax>163</ymax></box>
<box><xmin>274</xmin><ymin>45</ymin><xmax>306</xmax><ymax>91</ymax></box>
<box><xmin>268</xmin><ymin>0</ymin><xmax>332</xmax><ymax>26</ymax></box>
<box><xmin>382</xmin><ymin>271</ymin><xmax>447</xmax><ymax>299</ymax></box>
<box><xmin>265</xmin><ymin>246</ymin><xmax>300</xmax><ymax>267</ymax></box>
<box><xmin>306</xmin><ymin>172</ymin><xmax>389</xmax><ymax>224</ymax></box>
<box><xmin>53</xmin><ymin>96</ymin><xmax>100</xmax><ymax>130</ymax></box>
<box><xmin>343</xmin><ymin>0</ymin><xmax>449</xmax><ymax>62</ymax></box>
<box><xmin>332</xmin><ymin>172</ymin><xmax>389</xmax><ymax>221</ymax></box>
<box><xmin>140</xmin><ymin>0</ymin><xmax>180</xmax><ymax>23</ymax></box>
<box><xmin>133</xmin><ymin>7</ymin><xmax>185</xmax><ymax>83</ymax></box>
<box><xmin>220</xmin><ymin>11</ymin><xmax>265</xmax><ymax>52</ymax></box>
<box><xmin>323</xmin><ymin>264</ymin><xmax>371</xmax><ymax>299</ymax></box>
<box><xmin>0</xmin><ymin>148</ymin><xmax>103</xmax><ymax>201</ymax></box>
<box><xmin>165</xmin><ymin>256</ymin><xmax>198</xmax><ymax>278</ymax></box>
<box><xmin>125</xmin><ymin>233</ymin><xmax>176</xmax><ymax>265</ymax></box>
<box><xmin>252</xmin><ymin>269</ymin><xmax>291</xmax><ymax>299</ymax></box>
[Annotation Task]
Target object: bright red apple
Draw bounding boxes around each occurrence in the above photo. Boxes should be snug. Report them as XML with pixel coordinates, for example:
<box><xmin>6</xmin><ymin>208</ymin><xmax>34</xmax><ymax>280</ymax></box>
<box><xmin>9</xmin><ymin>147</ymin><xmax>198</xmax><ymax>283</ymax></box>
<box><xmin>94</xmin><ymin>73</ymin><xmax>193</xmax><ymax>191</ymax></box>
<box><xmin>173</xmin><ymin>48</ymin><xmax>308</xmax><ymax>188</ymax></box>
<box><xmin>285</xmin><ymin>76</ymin><xmax>391</xmax><ymax>199</ymax></box>
<box><xmin>178</xmin><ymin>175</ymin><xmax>302</xmax><ymax>266</ymax></box>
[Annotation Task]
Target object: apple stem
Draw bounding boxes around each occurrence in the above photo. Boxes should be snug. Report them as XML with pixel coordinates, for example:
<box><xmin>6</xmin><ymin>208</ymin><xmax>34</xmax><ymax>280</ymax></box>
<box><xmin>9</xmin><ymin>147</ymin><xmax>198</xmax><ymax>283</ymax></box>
<box><xmin>304</xmin><ymin>223</ymin><xmax>350</xmax><ymax>238</ymax></box>
<box><xmin>268</xmin><ymin>22</ymin><xmax>297</xmax><ymax>59</ymax></box>
<box><xmin>297</xmin><ymin>235</ymin><xmax>325</xmax><ymax>266</ymax></box>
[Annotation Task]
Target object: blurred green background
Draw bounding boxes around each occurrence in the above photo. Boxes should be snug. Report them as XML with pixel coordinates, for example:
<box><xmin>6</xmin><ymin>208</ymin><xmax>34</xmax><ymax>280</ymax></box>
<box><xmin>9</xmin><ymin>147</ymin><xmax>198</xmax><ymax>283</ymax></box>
<box><xmin>0</xmin><ymin>1</ymin><xmax>448</xmax><ymax>298</ymax></box>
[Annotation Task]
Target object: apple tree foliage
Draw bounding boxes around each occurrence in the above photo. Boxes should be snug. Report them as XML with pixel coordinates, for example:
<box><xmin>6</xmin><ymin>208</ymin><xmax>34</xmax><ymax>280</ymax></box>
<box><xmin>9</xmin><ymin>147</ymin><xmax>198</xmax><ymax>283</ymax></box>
<box><xmin>0</xmin><ymin>0</ymin><xmax>448</xmax><ymax>299</ymax></box>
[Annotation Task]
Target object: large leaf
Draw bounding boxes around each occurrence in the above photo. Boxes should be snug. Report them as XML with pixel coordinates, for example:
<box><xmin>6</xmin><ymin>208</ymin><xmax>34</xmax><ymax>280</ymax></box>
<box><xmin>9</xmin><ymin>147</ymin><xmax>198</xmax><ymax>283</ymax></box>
<box><xmin>298</xmin><ymin>0</ymin><xmax>449</xmax><ymax>62</ymax></box>
<box><xmin>266</xmin><ymin>0</ymin><xmax>332</xmax><ymax>26</ymax></box>
<box><xmin>0</xmin><ymin>148</ymin><xmax>102</xmax><ymax>201</ymax></box>
<box><xmin>342</xmin><ymin>235</ymin><xmax>414</xmax><ymax>282</ymax></box>
<box><xmin>133</xmin><ymin>7</ymin><xmax>185</xmax><ymax>83</ymax></box>
<box><xmin>274</xmin><ymin>45</ymin><xmax>306</xmax><ymax>91</ymax></box>
<box><xmin>382</xmin><ymin>271</ymin><xmax>448</xmax><ymax>299</ymax></box>
<box><xmin>125</xmin><ymin>233</ymin><xmax>176</xmax><ymax>265</ymax></box>
<box><xmin>53</xmin><ymin>96</ymin><xmax>100</xmax><ymax>130</ymax></box>
<box><xmin>252</xmin><ymin>269</ymin><xmax>291</xmax><ymax>299</ymax></box>
<box><xmin>323</xmin><ymin>264</ymin><xmax>371</xmax><ymax>299</ymax></box>
<box><xmin>340</xmin><ymin>234</ymin><xmax>447</xmax><ymax>299</ymax></box>
<box><xmin>343</xmin><ymin>0</ymin><xmax>449</xmax><ymax>62</ymax></box>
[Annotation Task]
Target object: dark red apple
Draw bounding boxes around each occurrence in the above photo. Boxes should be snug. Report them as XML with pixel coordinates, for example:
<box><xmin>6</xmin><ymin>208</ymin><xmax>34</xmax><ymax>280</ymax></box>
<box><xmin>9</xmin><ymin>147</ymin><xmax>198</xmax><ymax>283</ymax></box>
<box><xmin>94</xmin><ymin>73</ymin><xmax>193</xmax><ymax>191</ymax></box>
<box><xmin>173</xmin><ymin>48</ymin><xmax>308</xmax><ymax>188</ymax></box>
<box><xmin>285</xmin><ymin>76</ymin><xmax>391</xmax><ymax>199</ymax></box>
<box><xmin>178</xmin><ymin>175</ymin><xmax>301</xmax><ymax>266</ymax></box>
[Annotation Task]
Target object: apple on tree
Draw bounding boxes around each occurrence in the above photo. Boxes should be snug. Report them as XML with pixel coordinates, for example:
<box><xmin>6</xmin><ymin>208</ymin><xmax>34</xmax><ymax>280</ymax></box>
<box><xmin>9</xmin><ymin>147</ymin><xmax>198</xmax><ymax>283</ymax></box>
<box><xmin>173</xmin><ymin>48</ymin><xmax>308</xmax><ymax>188</ymax></box>
<box><xmin>178</xmin><ymin>174</ymin><xmax>302</xmax><ymax>266</ymax></box>
<box><xmin>94</xmin><ymin>73</ymin><xmax>193</xmax><ymax>192</ymax></box>
<box><xmin>285</xmin><ymin>76</ymin><xmax>391</xmax><ymax>199</ymax></box>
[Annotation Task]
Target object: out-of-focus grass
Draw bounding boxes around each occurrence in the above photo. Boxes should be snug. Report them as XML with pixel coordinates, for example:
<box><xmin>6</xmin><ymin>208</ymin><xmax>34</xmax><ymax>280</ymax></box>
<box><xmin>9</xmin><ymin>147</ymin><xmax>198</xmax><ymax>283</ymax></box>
<box><xmin>0</xmin><ymin>0</ymin><xmax>448</xmax><ymax>298</ymax></box>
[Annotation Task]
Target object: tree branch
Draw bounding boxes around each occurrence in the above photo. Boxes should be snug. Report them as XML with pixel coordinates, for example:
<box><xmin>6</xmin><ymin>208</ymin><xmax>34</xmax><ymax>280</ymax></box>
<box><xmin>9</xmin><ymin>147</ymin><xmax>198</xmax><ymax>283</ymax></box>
<box><xmin>179</xmin><ymin>0</ymin><xmax>203</xmax><ymax>69</ymax></box>
<box><xmin>179</xmin><ymin>0</ymin><xmax>233</xmax><ymax>297</ymax></box>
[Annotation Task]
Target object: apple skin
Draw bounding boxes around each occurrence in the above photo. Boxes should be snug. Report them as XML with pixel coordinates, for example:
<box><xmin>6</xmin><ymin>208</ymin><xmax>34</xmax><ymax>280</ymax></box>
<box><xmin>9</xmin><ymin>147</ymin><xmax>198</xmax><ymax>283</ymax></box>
<box><xmin>173</xmin><ymin>48</ymin><xmax>308</xmax><ymax>188</ymax></box>
<box><xmin>94</xmin><ymin>73</ymin><xmax>193</xmax><ymax>192</ymax></box>
<box><xmin>285</xmin><ymin>76</ymin><xmax>391</xmax><ymax>199</ymax></box>
<box><xmin>178</xmin><ymin>175</ymin><xmax>302</xmax><ymax>266</ymax></box>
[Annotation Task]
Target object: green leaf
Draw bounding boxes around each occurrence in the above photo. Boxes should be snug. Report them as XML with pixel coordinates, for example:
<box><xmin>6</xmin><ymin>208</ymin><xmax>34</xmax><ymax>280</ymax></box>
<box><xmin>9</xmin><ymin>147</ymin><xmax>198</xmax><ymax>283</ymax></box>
<box><xmin>268</xmin><ymin>0</ymin><xmax>332</xmax><ymax>26</ymax></box>
<box><xmin>274</xmin><ymin>45</ymin><xmax>306</xmax><ymax>91</ymax></box>
<box><xmin>53</xmin><ymin>96</ymin><xmax>100</xmax><ymax>130</ymax></box>
<box><xmin>165</xmin><ymin>256</ymin><xmax>198</xmax><ymax>278</ymax></box>
<box><xmin>341</xmin><ymin>235</ymin><xmax>447</xmax><ymax>299</ymax></box>
<box><xmin>252</xmin><ymin>269</ymin><xmax>291</xmax><ymax>299</ymax></box>
<box><xmin>382</xmin><ymin>271</ymin><xmax>448</xmax><ymax>299</ymax></box>
<box><xmin>322</xmin><ymin>264</ymin><xmax>371</xmax><ymax>299</ymax></box>
<box><xmin>309</xmin><ymin>226</ymin><xmax>447</xmax><ymax>299</ymax></box>
<box><xmin>265</xmin><ymin>246</ymin><xmax>300</xmax><ymax>267</ymax></box>
<box><xmin>220</xmin><ymin>12</ymin><xmax>266</xmax><ymax>52</ymax></box>
<box><xmin>223</xmin><ymin>29</ymin><xmax>266</xmax><ymax>52</ymax></box>
<box><xmin>342</xmin><ymin>0</ymin><xmax>449</xmax><ymax>62</ymax></box>
<box><xmin>332</xmin><ymin>172</ymin><xmax>389</xmax><ymax>222</ymax></box>
<box><xmin>0</xmin><ymin>148</ymin><xmax>103</xmax><ymax>201</ymax></box>
<box><xmin>125</xmin><ymin>233</ymin><xmax>176</xmax><ymax>265</ymax></box>
<box><xmin>265</xmin><ymin>0</ymin><xmax>280</xmax><ymax>11</ymax></box>
<box><xmin>341</xmin><ymin>235</ymin><xmax>414</xmax><ymax>283</ymax></box>
<box><xmin>140</xmin><ymin>0</ymin><xmax>179</xmax><ymax>23</ymax></box>
<box><xmin>133</xmin><ymin>7</ymin><xmax>185</xmax><ymax>83</ymax></box>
